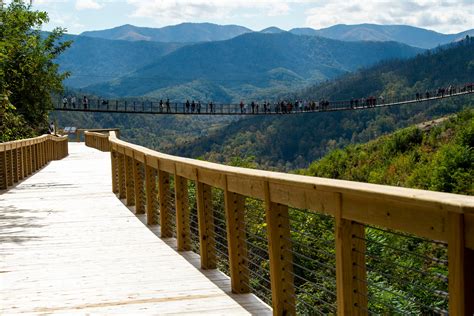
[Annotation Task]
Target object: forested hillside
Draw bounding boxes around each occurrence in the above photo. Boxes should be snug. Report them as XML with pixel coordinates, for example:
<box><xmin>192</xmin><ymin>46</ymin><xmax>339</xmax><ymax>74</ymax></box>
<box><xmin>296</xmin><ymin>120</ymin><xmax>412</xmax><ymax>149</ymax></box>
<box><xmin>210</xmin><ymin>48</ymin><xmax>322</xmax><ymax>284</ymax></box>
<box><xmin>173</xmin><ymin>39</ymin><xmax>474</xmax><ymax>170</ymax></box>
<box><xmin>302</xmin><ymin>109</ymin><xmax>473</xmax><ymax>195</ymax></box>
<box><xmin>56</xmin><ymin>34</ymin><xmax>184</xmax><ymax>88</ymax></box>
<box><xmin>53</xmin><ymin>111</ymin><xmax>236</xmax><ymax>151</ymax></box>
<box><xmin>86</xmin><ymin>32</ymin><xmax>421</xmax><ymax>100</ymax></box>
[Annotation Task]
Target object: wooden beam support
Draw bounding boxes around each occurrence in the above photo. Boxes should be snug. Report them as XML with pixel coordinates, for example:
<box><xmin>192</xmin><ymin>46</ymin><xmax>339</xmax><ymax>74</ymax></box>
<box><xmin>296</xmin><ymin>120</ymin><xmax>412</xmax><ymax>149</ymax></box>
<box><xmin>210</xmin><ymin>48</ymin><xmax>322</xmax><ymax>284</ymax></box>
<box><xmin>158</xmin><ymin>170</ymin><xmax>172</xmax><ymax>238</ymax></box>
<box><xmin>264</xmin><ymin>182</ymin><xmax>296</xmax><ymax>315</ymax></box>
<box><xmin>117</xmin><ymin>152</ymin><xmax>126</xmax><ymax>199</ymax></box>
<box><xmin>124</xmin><ymin>155</ymin><xmax>135</xmax><ymax>206</ymax></box>
<box><xmin>448</xmin><ymin>212</ymin><xmax>474</xmax><ymax>315</ymax></box>
<box><xmin>133</xmin><ymin>158</ymin><xmax>145</xmax><ymax>214</ymax></box>
<box><xmin>196</xmin><ymin>180</ymin><xmax>216</xmax><ymax>269</ymax></box>
<box><xmin>12</xmin><ymin>146</ymin><xmax>19</xmax><ymax>183</ymax></box>
<box><xmin>335</xmin><ymin>193</ymin><xmax>367</xmax><ymax>315</ymax></box>
<box><xmin>0</xmin><ymin>150</ymin><xmax>7</xmax><ymax>190</ymax></box>
<box><xmin>111</xmin><ymin>151</ymin><xmax>118</xmax><ymax>193</ymax></box>
<box><xmin>145</xmin><ymin>164</ymin><xmax>158</xmax><ymax>225</ymax></box>
<box><xmin>175</xmin><ymin>173</ymin><xmax>190</xmax><ymax>251</ymax></box>
<box><xmin>224</xmin><ymin>176</ymin><xmax>249</xmax><ymax>294</ymax></box>
<box><xmin>6</xmin><ymin>149</ymin><xmax>13</xmax><ymax>186</ymax></box>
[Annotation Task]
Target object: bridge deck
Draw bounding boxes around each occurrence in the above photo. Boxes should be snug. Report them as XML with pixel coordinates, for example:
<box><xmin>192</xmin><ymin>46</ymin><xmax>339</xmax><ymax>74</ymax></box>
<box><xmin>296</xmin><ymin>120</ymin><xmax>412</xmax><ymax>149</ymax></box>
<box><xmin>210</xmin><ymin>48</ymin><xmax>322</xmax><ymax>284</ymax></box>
<box><xmin>0</xmin><ymin>144</ymin><xmax>271</xmax><ymax>314</ymax></box>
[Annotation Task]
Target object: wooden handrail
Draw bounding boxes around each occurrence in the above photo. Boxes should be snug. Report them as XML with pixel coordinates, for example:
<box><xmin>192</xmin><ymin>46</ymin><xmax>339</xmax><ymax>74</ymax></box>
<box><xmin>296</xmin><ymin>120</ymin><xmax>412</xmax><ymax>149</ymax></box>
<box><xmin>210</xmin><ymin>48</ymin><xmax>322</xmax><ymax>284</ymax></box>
<box><xmin>86</xmin><ymin>129</ymin><xmax>474</xmax><ymax>315</ymax></box>
<box><xmin>0</xmin><ymin>134</ymin><xmax>69</xmax><ymax>190</ymax></box>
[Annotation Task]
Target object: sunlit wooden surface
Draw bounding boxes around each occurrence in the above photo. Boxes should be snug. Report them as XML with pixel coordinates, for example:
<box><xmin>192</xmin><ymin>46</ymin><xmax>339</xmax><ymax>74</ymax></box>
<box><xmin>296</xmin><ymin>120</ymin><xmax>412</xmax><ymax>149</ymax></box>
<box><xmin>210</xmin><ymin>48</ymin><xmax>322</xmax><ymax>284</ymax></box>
<box><xmin>0</xmin><ymin>143</ymin><xmax>271</xmax><ymax>315</ymax></box>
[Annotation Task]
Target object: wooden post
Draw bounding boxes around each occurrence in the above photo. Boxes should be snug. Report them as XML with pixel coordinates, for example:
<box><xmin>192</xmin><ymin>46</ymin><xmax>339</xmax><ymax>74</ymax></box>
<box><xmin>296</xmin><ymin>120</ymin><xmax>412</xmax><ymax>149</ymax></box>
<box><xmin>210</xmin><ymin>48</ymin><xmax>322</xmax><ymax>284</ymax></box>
<box><xmin>196</xmin><ymin>180</ymin><xmax>216</xmax><ymax>269</ymax></box>
<box><xmin>174</xmin><ymin>172</ymin><xmax>190</xmax><ymax>251</ymax></box>
<box><xmin>448</xmin><ymin>212</ymin><xmax>474</xmax><ymax>315</ymax></box>
<box><xmin>145</xmin><ymin>163</ymin><xmax>158</xmax><ymax>225</ymax></box>
<box><xmin>158</xmin><ymin>170</ymin><xmax>172</xmax><ymax>238</ymax></box>
<box><xmin>264</xmin><ymin>181</ymin><xmax>296</xmax><ymax>315</ymax></box>
<box><xmin>12</xmin><ymin>145</ymin><xmax>19</xmax><ymax>183</ymax></box>
<box><xmin>33</xmin><ymin>143</ymin><xmax>38</xmax><ymax>171</ymax></box>
<box><xmin>133</xmin><ymin>157</ymin><xmax>145</xmax><ymax>214</ymax></box>
<box><xmin>26</xmin><ymin>144</ymin><xmax>31</xmax><ymax>176</ymax></box>
<box><xmin>117</xmin><ymin>152</ymin><xmax>126</xmax><ymax>199</ymax></box>
<box><xmin>0</xmin><ymin>149</ymin><xmax>7</xmax><ymax>189</ymax></box>
<box><xmin>224</xmin><ymin>176</ymin><xmax>249</xmax><ymax>294</ymax></box>
<box><xmin>111</xmin><ymin>151</ymin><xmax>118</xmax><ymax>193</ymax></box>
<box><xmin>18</xmin><ymin>144</ymin><xmax>24</xmax><ymax>181</ymax></box>
<box><xmin>38</xmin><ymin>141</ymin><xmax>44</xmax><ymax>167</ymax></box>
<box><xmin>124</xmin><ymin>155</ymin><xmax>135</xmax><ymax>206</ymax></box>
<box><xmin>335</xmin><ymin>193</ymin><xmax>367</xmax><ymax>315</ymax></box>
<box><xmin>21</xmin><ymin>144</ymin><xmax>27</xmax><ymax>178</ymax></box>
<box><xmin>6</xmin><ymin>148</ymin><xmax>13</xmax><ymax>186</ymax></box>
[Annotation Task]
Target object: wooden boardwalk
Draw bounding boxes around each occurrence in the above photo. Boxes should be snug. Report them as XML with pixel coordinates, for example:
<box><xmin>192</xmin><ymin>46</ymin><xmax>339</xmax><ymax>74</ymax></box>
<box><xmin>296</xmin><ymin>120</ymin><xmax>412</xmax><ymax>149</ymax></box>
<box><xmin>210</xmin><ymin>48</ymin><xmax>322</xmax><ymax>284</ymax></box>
<box><xmin>0</xmin><ymin>143</ymin><xmax>271</xmax><ymax>315</ymax></box>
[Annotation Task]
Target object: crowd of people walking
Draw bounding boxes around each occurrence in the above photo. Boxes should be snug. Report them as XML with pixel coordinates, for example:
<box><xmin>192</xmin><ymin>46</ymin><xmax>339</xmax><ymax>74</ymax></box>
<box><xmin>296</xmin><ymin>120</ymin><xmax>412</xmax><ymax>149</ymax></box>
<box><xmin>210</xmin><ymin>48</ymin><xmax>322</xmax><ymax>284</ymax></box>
<box><xmin>59</xmin><ymin>82</ymin><xmax>473</xmax><ymax>115</ymax></box>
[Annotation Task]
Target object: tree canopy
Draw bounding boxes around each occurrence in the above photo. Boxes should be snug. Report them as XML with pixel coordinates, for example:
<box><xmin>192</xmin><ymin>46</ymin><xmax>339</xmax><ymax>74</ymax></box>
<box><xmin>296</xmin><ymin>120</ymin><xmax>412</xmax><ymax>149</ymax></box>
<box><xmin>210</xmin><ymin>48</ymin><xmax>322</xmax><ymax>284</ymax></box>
<box><xmin>0</xmin><ymin>0</ymin><xmax>71</xmax><ymax>141</ymax></box>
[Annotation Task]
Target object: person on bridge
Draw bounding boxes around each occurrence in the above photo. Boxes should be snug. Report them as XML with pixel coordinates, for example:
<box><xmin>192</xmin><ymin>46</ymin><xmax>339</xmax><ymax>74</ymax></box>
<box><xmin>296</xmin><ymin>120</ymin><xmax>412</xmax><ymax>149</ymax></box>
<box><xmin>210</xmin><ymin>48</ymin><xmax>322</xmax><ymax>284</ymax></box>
<box><xmin>159</xmin><ymin>99</ymin><xmax>164</xmax><ymax>112</ymax></box>
<box><xmin>191</xmin><ymin>100</ymin><xmax>196</xmax><ymax>113</ymax></box>
<box><xmin>197</xmin><ymin>101</ymin><xmax>201</xmax><ymax>113</ymax></box>
<box><xmin>251</xmin><ymin>101</ymin><xmax>255</xmax><ymax>114</ymax></box>
<box><xmin>83</xmin><ymin>96</ymin><xmax>88</xmax><ymax>109</ymax></box>
<box><xmin>71</xmin><ymin>96</ymin><xmax>76</xmax><ymax>108</ymax></box>
<box><xmin>209</xmin><ymin>101</ymin><xmax>214</xmax><ymax>113</ymax></box>
<box><xmin>62</xmin><ymin>97</ymin><xmax>68</xmax><ymax>108</ymax></box>
<box><xmin>48</xmin><ymin>122</ymin><xmax>55</xmax><ymax>135</ymax></box>
<box><xmin>185</xmin><ymin>100</ymin><xmax>190</xmax><ymax>113</ymax></box>
<box><xmin>240</xmin><ymin>101</ymin><xmax>244</xmax><ymax>113</ymax></box>
<box><xmin>166</xmin><ymin>98</ymin><xmax>170</xmax><ymax>112</ymax></box>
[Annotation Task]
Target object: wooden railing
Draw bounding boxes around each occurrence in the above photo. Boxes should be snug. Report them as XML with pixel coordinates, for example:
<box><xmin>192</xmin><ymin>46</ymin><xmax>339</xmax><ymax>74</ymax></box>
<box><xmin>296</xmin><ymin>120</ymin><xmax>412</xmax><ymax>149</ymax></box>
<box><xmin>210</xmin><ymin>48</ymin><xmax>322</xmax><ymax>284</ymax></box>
<box><xmin>84</xmin><ymin>131</ymin><xmax>111</xmax><ymax>152</ymax></box>
<box><xmin>76</xmin><ymin>128</ymin><xmax>120</xmax><ymax>143</ymax></box>
<box><xmin>0</xmin><ymin>134</ymin><xmax>69</xmax><ymax>190</ymax></box>
<box><xmin>85</xmin><ymin>130</ymin><xmax>474</xmax><ymax>315</ymax></box>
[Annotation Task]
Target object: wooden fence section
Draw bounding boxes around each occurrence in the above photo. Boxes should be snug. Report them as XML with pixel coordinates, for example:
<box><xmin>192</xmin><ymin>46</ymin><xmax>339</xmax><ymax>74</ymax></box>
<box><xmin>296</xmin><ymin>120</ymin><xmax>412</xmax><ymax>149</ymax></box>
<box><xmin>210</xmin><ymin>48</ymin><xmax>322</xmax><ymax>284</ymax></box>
<box><xmin>0</xmin><ymin>134</ymin><xmax>68</xmax><ymax>190</ymax></box>
<box><xmin>85</xmin><ymin>130</ymin><xmax>474</xmax><ymax>315</ymax></box>
<box><xmin>84</xmin><ymin>131</ymin><xmax>111</xmax><ymax>152</ymax></box>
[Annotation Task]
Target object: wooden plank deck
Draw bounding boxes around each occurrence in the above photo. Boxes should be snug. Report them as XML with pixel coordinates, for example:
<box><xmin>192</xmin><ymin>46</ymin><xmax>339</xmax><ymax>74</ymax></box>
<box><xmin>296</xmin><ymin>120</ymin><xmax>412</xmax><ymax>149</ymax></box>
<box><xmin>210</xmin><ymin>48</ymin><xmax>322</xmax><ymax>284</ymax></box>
<box><xmin>0</xmin><ymin>143</ymin><xmax>272</xmax><ymax>315</ymax></box>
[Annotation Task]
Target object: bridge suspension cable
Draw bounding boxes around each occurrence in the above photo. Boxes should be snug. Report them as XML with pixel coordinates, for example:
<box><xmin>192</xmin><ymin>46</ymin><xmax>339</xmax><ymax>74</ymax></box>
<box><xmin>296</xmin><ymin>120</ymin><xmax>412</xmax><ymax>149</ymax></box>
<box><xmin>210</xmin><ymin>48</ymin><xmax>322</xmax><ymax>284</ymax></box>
<box><xmin>54</xmin><ymin>84</ymin><xmax>473</xmax><ymax>116</ymax></box>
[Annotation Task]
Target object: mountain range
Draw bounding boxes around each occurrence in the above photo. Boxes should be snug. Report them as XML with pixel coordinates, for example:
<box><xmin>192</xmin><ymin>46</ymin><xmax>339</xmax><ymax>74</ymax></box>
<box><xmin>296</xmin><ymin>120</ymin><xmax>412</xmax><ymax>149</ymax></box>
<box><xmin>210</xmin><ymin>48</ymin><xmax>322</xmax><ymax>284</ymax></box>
<box><xmin>79</xmin><ymin>22</ymin><xmax>473</xmax><ymax>49</ymax></box>
<box><xmin>54</xmin><ymin>22</ymin><xmax>474</xmax><ymax>97</ymax></box>
<box><xmin>84</xmin><ymin>32</ymin><xmax>421</xmax><ymax>100</ymax></box>
<box><xmin>56</xmin><ymin>34</ymin><xmax>184</xmax><ymax>88</ymax></box>
<box><xmin>81</xmin><ymin>23</ymin><xmax>251</xmax><ymax>43</ymax></box>
<box><xmin>172</xmin><ymin>39</ymin><xmax>474</xmax><ymax>169</ymax></box>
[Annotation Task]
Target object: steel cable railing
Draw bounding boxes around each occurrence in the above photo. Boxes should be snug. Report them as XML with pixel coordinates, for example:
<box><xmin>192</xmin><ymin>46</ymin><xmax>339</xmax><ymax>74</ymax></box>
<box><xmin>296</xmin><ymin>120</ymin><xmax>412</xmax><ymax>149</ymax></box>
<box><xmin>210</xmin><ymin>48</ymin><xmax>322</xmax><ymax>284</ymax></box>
<box><xmin>94</xmin><ymin>130</ymin><xmax>474</xmax><ymax>315</ymax></box>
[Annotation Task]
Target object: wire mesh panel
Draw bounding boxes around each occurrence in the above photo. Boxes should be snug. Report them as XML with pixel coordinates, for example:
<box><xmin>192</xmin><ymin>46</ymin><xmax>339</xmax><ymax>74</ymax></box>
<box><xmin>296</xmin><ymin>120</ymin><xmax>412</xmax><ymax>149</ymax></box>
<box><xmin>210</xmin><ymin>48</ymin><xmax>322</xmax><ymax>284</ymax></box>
<box><xmin>359</xmin><ymin>225</ymin><xmax>449</xmax><ymax>315</ymax></box>
<box><xmin>243</xmin><ymin>197</ymin><xmax>273</xmax><ymax>306</ymax></box>
<box><xmin>288</xmin><ymin>208</ymin><xmax>337</xmax><ymax>315</ymax></box>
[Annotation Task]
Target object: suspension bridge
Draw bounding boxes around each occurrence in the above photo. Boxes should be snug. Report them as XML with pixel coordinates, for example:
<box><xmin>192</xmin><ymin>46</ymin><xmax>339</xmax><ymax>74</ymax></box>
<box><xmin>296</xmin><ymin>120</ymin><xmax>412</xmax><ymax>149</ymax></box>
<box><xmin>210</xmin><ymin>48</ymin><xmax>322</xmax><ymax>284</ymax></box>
<box><xmin>1</xmin><ymin>130</ymin><xmax>473</xmax><ymax>314</ymax></box>
<box><xmin>53</xmin><ymin>87</ymin><xmax>474</xmax><ymax>116</ymax></box>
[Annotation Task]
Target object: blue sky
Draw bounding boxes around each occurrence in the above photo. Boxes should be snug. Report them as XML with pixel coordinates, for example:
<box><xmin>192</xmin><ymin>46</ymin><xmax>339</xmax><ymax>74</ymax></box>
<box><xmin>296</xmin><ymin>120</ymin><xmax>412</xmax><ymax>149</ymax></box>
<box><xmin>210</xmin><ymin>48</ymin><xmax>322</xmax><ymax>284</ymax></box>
<box><xmin>28</xmin><ymin>0</ymin><xmax>474</xmax><ymax>35</ymax></box>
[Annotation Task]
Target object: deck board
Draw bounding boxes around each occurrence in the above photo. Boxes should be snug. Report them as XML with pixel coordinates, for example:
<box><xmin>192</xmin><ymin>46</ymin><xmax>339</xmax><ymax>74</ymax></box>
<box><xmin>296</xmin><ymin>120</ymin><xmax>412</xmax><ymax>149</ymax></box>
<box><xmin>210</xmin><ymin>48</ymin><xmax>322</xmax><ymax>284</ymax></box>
<box><xmin>0</xmin><ymin>143</ymin><xmax>271</xmax><ymax>315</ymax></box>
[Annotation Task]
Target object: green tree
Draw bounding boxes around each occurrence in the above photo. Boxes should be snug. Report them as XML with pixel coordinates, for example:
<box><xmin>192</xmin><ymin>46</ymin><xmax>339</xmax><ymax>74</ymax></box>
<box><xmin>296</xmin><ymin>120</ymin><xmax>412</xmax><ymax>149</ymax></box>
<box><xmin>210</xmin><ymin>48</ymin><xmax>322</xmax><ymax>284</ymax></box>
<box><xmin>0</xmin><ymin>0</ymin><xmax>71</xmax><ymax>141</ymax></box>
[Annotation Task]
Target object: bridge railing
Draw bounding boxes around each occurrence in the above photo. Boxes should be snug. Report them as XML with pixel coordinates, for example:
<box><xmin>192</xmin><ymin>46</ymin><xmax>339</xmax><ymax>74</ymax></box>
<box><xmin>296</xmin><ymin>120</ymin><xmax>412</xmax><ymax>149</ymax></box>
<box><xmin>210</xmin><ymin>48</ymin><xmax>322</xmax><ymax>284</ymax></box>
<box><xmin>84</xmin><ymin>131</ymin><xmax>111</xmax><ymax>152</ymax></box>
<box><xmin>85</xmin><ymin>130</ymin><xmax>474</xmax><ymax>315</ymax></box>
<box><xmin>0</xmin><ymin>134</ymin><xmax>68</xmax><ymax>190</ymax></box>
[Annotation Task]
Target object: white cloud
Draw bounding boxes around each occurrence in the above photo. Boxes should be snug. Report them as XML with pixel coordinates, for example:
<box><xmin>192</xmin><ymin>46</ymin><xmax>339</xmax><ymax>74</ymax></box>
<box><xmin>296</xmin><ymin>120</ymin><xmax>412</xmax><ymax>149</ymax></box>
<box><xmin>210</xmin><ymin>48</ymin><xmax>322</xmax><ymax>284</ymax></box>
<box><xmin>75</xmin><ymin>0</ymin><xmax>103</xmax><ymax>11</ymax></box>
<box><xmin>305</xmin><ymin>1</ymin><xmax>474</xmax><ymax>33</ymax></box>
<box><xmin>126</xmin><ymin>0</ymin><xmax>310</xmax><ymax>25</ymax></box>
